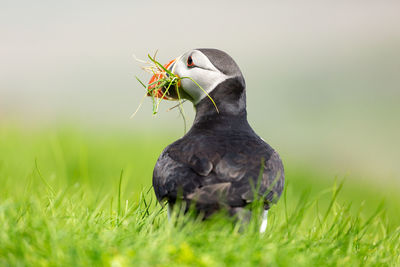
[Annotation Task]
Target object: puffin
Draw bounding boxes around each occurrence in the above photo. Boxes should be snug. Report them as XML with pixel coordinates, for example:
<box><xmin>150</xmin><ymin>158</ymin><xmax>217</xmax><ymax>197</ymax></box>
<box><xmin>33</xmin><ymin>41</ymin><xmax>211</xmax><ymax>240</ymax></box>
<box><xmin>150</xmin><ymin>48</ymin><xmax>284</xmax><ymax>232</ymax></box>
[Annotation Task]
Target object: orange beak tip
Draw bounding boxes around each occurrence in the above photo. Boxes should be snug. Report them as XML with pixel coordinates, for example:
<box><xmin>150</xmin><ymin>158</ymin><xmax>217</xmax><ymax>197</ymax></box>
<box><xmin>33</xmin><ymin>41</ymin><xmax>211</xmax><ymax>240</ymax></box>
<box><xmin>147</xmin><ymin>58</ymin><xmax>177</xmax><ymax>100</ymax></box>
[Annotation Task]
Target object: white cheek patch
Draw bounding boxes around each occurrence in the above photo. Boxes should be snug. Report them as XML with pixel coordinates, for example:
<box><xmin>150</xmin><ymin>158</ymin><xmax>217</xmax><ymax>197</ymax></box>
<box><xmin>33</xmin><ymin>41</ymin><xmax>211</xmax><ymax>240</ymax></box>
<box><xmin>180</xmin><ymin>69</ymin><xmax>230</xmax><ymax>104</ymax></box>
<box><xmin>175</xmin><ymin>50</ymin><xmax>231</xmax><ymax>104</ymax></box>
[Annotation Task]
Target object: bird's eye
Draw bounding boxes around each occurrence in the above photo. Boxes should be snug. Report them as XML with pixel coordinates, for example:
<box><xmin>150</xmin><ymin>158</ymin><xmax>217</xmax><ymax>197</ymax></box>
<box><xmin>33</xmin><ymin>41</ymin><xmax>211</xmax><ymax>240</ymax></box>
<box><xmin>187</xmin><ymin>56</ymin><xmax>195</xmax><ymax>67</ymax></box>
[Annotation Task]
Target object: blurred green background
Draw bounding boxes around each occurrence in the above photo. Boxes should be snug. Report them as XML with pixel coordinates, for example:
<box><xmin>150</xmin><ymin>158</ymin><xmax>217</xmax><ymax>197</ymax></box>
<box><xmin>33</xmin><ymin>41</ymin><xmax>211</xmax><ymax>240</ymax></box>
<box><xmin>2</xmin><ymin>3</ymin><xmax>400</xmax><ymax>264</ymax></box>
<box><xmin>1</xmin><ymin>1</ymin><xmax>399</xmax><ymax>199</ymax></box>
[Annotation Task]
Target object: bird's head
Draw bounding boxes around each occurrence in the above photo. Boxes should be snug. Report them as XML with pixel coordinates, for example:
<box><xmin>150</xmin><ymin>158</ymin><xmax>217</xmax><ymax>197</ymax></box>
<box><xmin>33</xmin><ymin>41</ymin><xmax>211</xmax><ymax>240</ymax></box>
<box><xmin>149</xmin><ymin>49</ymin><xmax>246</xmax><ymax>113</ymax></box>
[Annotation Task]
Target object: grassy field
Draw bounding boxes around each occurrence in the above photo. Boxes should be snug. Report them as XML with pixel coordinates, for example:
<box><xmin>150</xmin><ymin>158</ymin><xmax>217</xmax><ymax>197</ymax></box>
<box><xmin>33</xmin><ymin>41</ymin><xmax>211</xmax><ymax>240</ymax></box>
<box><xmin>0</xmin><ymin>124</ymin><xmax>399</xmax><ymax>266</ymax></box>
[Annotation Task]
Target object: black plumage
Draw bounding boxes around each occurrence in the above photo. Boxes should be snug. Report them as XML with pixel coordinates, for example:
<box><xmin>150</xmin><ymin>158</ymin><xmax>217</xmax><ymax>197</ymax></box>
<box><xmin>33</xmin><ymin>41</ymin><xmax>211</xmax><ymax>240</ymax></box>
<box><xmin>152</xmin><ymin>49</ymin><xmax>284</xmax><ymax>218</ymax></box>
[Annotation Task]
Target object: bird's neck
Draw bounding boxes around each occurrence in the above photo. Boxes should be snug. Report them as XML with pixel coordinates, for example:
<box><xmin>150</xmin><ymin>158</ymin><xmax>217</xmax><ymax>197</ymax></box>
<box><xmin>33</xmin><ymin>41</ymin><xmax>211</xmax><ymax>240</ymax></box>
<box><xmin>192</xmin><ymin>78</ymin><xmax>250</xmax><ymax>132</ymax></box>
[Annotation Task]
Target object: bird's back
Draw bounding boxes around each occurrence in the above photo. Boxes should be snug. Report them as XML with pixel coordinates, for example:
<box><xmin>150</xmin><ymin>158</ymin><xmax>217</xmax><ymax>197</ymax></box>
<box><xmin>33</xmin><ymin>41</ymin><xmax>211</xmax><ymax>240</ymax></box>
<box><xmin>153</xmin><ymin>125</ymin><xmax>284</xmax><ymax>217</ymax></box>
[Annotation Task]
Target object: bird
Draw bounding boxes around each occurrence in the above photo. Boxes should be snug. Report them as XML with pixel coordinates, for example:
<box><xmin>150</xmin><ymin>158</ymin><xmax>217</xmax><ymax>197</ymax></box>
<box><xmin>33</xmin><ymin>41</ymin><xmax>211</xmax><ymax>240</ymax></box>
<box><xmin>149</xmin><ymin>48</ymin><xmax>284</xmax><ymax>232</ymax></box>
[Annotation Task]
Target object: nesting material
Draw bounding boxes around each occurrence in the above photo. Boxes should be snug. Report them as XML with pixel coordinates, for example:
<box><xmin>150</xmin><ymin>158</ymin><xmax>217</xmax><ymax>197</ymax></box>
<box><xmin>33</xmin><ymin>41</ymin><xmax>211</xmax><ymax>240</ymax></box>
<box><xmin>133</xmin><ymin>52</ymin><xmax>219</xmax><ymax>132</ymax></box>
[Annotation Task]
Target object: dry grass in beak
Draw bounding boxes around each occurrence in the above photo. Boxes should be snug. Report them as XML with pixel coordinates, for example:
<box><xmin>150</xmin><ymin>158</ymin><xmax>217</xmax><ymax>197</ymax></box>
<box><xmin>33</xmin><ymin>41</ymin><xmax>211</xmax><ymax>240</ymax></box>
<box><xmin>132</xmin><ymin>51</ymin><xmax>219</xmax><ymax>134</ymax></box>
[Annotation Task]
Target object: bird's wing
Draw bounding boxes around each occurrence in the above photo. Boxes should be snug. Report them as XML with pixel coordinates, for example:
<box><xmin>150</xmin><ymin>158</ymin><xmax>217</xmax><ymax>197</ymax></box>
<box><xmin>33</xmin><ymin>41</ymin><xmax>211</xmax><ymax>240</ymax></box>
<box><xmin>237</xmin><ymin>150</ymin><xmax>285</xmax><ymax>208</ymax></box>
<box><xmin>187</xmin><ymin>149</ymin><xmax>284</xmax><ymax>210</ymax></box>
<box><xmin>152</xmin><ymin>147</ymin><xmax>207</xmax><ymax>203</ymax></box>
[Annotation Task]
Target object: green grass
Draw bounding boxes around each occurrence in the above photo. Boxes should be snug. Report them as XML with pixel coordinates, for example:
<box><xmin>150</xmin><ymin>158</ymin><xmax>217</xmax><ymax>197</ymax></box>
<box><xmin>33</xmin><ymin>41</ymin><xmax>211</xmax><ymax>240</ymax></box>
<box><xmin>0</xmin><ymin>124</ymin><xmax>399</xmax><ymax>266</ymax></box>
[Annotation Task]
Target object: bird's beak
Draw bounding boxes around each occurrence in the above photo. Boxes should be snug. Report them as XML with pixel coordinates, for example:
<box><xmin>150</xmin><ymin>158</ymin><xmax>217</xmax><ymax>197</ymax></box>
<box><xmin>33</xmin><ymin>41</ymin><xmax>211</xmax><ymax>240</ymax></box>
<box><xmin>147</xmin><ymin>58</ymin><xmax>179</xmax><ymax>99</ymax></box>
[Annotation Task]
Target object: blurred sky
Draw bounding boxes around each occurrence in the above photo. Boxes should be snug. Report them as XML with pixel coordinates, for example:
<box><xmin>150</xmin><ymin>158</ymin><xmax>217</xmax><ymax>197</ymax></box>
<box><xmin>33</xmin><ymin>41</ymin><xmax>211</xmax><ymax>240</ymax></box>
<box><xmin>1</xmin><ymin>0</ymin><xmax>400</xmax><ymax>181</ymax></box>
